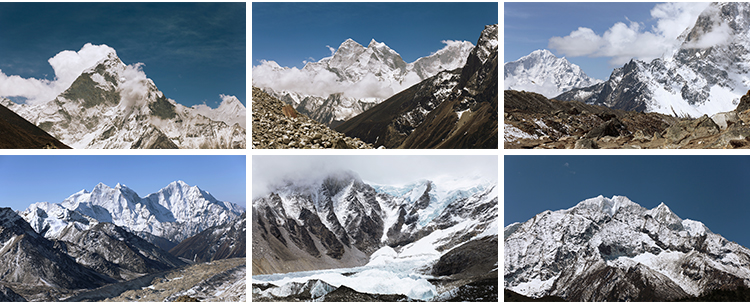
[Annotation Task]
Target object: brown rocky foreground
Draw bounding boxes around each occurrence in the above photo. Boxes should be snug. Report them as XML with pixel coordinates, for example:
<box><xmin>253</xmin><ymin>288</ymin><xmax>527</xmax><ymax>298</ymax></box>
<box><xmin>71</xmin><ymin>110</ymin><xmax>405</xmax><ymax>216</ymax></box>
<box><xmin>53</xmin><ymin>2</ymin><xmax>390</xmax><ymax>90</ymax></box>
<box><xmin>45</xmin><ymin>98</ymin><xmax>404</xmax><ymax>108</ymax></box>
<box><xmin>504</xmin><ymin>90</ymin><xmax>750</xmax><ymax>149</ymax></box>
<box><xmin>252</xmin><ymin>87</ymin><xmax>374</xmax><ymax>149</ymax></box>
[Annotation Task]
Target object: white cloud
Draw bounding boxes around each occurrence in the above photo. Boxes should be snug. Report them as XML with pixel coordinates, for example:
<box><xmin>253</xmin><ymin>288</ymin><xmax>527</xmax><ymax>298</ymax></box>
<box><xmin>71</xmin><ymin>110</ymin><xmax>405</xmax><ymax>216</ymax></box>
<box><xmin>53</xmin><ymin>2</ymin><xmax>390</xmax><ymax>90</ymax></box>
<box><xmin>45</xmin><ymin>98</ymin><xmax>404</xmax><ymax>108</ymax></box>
<box><xmin>0</xmin><ymin>43</ymin><xmax>117</xmax><ymax>105</ymax></box>
<box><xmin>252</xmin><ymin>59</ymin><xmax>412</xmax><ymax>100</ymax></box>
<box><xmin>252</xmin><ymin>155</ymin><xmax>498</xmax><ymax>200</ymax></box>
<box><xmin>118</xmin><ymin>62</ymin><xmax>152</xmax><ymax>112</ymax></box>
<box><xmin>548</xmin><ymin>2</ymin><xmax>711</xmax><ymax>66</ymax></box>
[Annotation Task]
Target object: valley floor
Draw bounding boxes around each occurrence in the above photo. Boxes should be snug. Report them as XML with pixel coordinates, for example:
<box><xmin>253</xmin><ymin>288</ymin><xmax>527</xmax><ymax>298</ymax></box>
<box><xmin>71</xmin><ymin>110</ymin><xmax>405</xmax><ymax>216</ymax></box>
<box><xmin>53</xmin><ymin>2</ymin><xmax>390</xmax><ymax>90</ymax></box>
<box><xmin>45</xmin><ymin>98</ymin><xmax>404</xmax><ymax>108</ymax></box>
<box><xmin>60</xmin><ymin>258</ymin><xmax>245</xmax><ymax>302</ymax></box>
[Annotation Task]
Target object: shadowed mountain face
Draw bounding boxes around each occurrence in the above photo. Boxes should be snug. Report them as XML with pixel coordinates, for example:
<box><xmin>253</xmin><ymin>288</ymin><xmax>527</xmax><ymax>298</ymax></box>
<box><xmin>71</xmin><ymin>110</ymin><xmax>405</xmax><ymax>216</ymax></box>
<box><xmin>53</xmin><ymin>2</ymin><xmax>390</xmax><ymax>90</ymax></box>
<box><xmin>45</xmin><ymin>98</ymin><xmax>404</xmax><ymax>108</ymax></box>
<box><xmin>0</xmin><ymin>208</ymin><xmax>112</xmax><ymax>291</ymax></box>
<box><xmin>335</xmin><ymin>24</ymin><xmax>498</xmax><ymax>149</ymax></box>
<box><xmin>169</xmin><ymin>213</ymin><xmax>246</xmax><ymax>262</ymax></box>
<box><xmin>0</xmin><ymin>100</ymin><xmax>70</xmax><ymax>149</ymax></box>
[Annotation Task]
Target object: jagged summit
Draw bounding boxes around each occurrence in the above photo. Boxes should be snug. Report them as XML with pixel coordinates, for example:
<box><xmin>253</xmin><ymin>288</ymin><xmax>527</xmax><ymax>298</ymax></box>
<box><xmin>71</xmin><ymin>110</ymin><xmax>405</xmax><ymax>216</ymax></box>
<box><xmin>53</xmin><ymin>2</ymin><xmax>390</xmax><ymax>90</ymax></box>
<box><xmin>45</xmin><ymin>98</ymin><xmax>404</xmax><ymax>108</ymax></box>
<box><xmin>20</xmin><ymin>180</ymin><xmax>244</xmax><ymax>245</ymax></box>
<box><xmin>505</xmin><ymin>195</ymin><xmax>750</xmax><ymax>301</ymax></box>
<box><xmin>504</xmin><ymin>49</ymin><xmax>601</xmax><ymax>98</ymax></box>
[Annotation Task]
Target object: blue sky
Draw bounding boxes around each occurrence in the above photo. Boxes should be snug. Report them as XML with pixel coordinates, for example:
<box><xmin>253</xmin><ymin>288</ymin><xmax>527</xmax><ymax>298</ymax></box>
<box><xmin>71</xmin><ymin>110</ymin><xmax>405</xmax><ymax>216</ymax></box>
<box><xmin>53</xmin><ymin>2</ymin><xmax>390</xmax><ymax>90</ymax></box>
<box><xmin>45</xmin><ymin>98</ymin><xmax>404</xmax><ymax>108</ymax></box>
<box><xmin>0</xmin><ymin>155</ymin><xmax>246</xmax><ymax>211</ymax></box>
<box><xmin>504</xmin><ymin>2</ymin><xmax>708</xmax><ymax>80</ymax></box>
<box><xmin>252</xmin><ymin>2</ymin><xmax>498</xmax><ymax>69</ymax></box>
<box><xmin>0</xmin><ymin>2</ymin><xmax>245</xmax><ymax>107</ymax></box>
<box><xmin>505</xmin><ymin>155</ymin><xmax>750</xmax><ymax>248</ymax></box>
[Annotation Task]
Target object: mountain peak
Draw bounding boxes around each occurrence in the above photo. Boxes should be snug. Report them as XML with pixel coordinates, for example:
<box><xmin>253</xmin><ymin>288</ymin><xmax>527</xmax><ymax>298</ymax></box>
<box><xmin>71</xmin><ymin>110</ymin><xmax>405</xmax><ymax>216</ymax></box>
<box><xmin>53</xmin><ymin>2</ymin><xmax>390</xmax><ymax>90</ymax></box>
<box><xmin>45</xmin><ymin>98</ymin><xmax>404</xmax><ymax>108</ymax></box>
<box><xmin>504</xmin><ymin>47</ymin><xmax>601</xmax><ymax>98</ymax></box>
<box><xmin>340</xmin><ymin>38</ymin><xmax>363</xmax><ymax>49</ymax></box>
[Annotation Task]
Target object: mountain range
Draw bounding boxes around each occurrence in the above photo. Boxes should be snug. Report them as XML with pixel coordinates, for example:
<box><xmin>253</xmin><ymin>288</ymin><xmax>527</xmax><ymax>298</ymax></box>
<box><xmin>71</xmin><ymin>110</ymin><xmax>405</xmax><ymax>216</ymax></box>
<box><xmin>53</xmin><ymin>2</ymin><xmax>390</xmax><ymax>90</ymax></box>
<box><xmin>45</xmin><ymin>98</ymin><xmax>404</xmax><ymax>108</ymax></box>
<box><xmin>254</xmin><ymin>37</ymin><xmax>474</xmax><ymax>128</ymax></box>
<box><xmin>335</xmin><ymin>24</ymin><xmax>498</xmax><ymax>149</ymax></box>
<box><xmin>505</xmin><ymin>195</ymin><xmax>750</xmax><ymax>301</ymax></box>
<box><xmin>0</xmin><ymin>180</ymin><xmax>246</xmax><ymax>301</ymax></box>
<box><xmin>509</xmin><ymin>3</ymin><xmax>750</xmax><ymax>118</ymax></box>
<box><xmin>504</xmin><ymin>49</ymin><xmax>601</xmax><ymax>98</ymax></box>
<box><xmin>252</xmin><ymin>170</ymin><xmax>497</xmax><ymax>300</ymax></box>
<box><xmin>1</xmin><ymin>44</ymin><xmax>246</xmax><ymax>149</ymax></box>
<box><xmin>21</xmin><ymin>180</ymin><xmax>245</xmax><ymax>250</ymax></box>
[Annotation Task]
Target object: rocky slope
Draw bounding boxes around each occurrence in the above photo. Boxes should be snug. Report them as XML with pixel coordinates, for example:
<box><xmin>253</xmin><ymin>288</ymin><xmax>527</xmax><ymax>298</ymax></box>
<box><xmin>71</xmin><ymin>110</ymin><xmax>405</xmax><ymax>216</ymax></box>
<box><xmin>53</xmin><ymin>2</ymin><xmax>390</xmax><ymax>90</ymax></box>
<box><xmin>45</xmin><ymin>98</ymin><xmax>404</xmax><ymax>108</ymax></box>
<box><xmin>505</xmin><ymin>89</ymin><xmax>750</xmax><ymax>149</ymax></box>
<box><xmin>55</xmin><ymin>222</ymin><xmax>187</xmax><ymax>281</ymax></box>
<box><xmin>2</xmin><ymin>44</ymin><xmax>245</xmax><ymax>149</ymax></box>
<box><xmin>504</xmin><ymin>49</ymin><xmax>601</xmax><ymax>98</ymax></box>
<box><xmin>0</xmin><ymin>208</ymin><xmax>113</xmax><ymax>300</ymax></box>
<box><xmin>169</xmin><ymin>213</ymin><xmax>246</xmax><ymax>262</ymax></box>
<box><xmin>505</xmin><ymin>195</ymin><xmax>750</xmax><ymax>301</ymax></box>
<box><xmin>20</xmin><ymin>181</ymin><xmax>245</xmax><ymax>246</ymax></box>
<box><xmin>251</xmin><ymin>86</ymin><xmax>374</xmax><ymax>149</ymax></box>
<box><xmin>254</xmin><ymin>38</ymin><xmax>474</xmax><ymax>127</ymax></box>
<box><xmin>0</xmin><ymin>98</ymin><xmax>70</xmax><ymax>149</ymax></box>
<box><xmin>335</xmin><ymin>24</ymin><xmax>498</xmax><ymax>149</ymax></box>
<box><xmin>556</xmin><ymin>2</ymin><xmax>750</xmax><ymax>118</ymax></box>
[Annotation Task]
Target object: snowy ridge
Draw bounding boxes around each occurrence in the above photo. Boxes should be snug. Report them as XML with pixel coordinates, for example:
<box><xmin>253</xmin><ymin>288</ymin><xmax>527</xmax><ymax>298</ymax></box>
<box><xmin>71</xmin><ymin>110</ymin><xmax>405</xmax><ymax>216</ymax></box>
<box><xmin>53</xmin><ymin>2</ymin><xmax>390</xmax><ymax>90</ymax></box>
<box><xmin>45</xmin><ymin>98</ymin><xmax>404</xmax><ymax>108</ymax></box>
<box><xmin>505</xmin><ymin>195</ymin><xmax>750</xmax><ymax>301</ymax></box>
<box><xmin>504</xmin><ymin>49</ymin><xmax>602</xmax><ymax>98</ymax></box>
<box><xmin>20</xmin><ymin>180</ymin><xmax>244</xmax><ymax>243</ymax></box>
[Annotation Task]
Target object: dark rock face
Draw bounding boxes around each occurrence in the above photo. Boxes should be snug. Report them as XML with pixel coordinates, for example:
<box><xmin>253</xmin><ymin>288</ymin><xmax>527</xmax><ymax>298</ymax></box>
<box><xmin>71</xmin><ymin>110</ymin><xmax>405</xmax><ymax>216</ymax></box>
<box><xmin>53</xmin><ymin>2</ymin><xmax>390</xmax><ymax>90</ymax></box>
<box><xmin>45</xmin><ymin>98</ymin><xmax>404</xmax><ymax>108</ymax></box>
<box><xmin>321</xmin><ymin>285</ymin><xmax>410</xmax><ymax>302</ymax></box>
<box><xmin>0</xmin><ymin>285</ymin><xmax>26</xmax><ymax>302</ymax></box>
<box><xmin>557</xmin><ymin>264</ymin><xmax>690</xmax><ymax>302</ymax></box>
<box><xmin>0</xmin><ymin>208</ymin><xmax>112</xmax><ymax>290</ymax></box>
<box><xmin>444</xmin><ymin>277</ymin><xmax>498</xmax><ymax>302</ymax></box>
<box><xmin>56</xmin><ymin>222</ymin><xmax>186</xmax><ymax>281</ymax></box>
<box><xmin>737</xmin><ymin>90</ymin><xmax>750</xmax><ymax>113</ymax></box>
<box><xmin>169</xmin><ymin>213</ymin><xmax>246</xmax><ymax>263</ymax></box>
<box><xmin>433</xmin><ymin>236</ymin><xmax>498</xmax><ymax>278</ymax></box>
<box><xmin>130</xmin><ymin>125</ymin><xmax>179</xmax><ymax>149</ymax></box>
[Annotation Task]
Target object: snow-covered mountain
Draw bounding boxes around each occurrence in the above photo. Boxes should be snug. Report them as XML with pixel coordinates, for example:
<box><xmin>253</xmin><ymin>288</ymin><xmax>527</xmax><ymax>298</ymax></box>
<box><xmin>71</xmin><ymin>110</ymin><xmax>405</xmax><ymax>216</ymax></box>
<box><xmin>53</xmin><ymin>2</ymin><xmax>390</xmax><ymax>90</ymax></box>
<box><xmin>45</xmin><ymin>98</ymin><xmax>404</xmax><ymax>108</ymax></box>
<box><xmin>20</xmin><ymin>180</ymin><xmax>245</xmax><ymax>246</ymax></box>
<box><xmin>556</xmin><ymin>2</ymin><xmax>750</xmax><ymax>118</ymax></box>
<box><xmin>504</xmin><ymin>49</ymin><xmax>602</xmax><ymax>98</ymax></box>
<box><xmin>253</xmin><ymin>38</ymin><xmax>474</xmax><ymax>127</ymax></box>
<box><xmin>505</xmin><ymin>195</ymin><xmax>750</xmax><ymax>301</ymax></box>
<box><xmin>252</xmin><ymin>170</ymin><xmax>497</xmax><ymax>276</ymax></box>
<box><xmin>2</xmin><ymin>44</ymin><xmax>245</xmax><ymax>149</ymax></box>
<box><xmin>335</xmin><ymin>24</ymin><xmax>498</xmax><ymax>149</ymax></box>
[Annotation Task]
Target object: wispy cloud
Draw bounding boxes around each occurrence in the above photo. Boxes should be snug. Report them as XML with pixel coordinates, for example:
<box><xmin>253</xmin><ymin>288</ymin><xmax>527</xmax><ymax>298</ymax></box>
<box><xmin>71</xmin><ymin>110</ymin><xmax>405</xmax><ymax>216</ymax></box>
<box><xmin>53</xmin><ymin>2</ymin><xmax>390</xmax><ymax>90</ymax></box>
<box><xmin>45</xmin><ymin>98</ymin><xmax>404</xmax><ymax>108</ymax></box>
<box><xmin>548</xmin><ymin>2</ymin><xmax>711</xmax><ymax>66</ymax></box>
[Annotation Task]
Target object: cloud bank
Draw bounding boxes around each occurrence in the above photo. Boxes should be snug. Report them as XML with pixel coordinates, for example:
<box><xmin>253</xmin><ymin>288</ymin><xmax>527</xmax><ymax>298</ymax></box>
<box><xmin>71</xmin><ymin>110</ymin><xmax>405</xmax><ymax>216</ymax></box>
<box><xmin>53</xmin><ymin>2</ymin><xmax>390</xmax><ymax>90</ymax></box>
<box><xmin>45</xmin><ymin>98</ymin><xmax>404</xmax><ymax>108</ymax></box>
<box><xmin>252</xmin><ymin>155</ymin><xmax>498</xmax><ymax>200</ymax></box>
<box><xmin>548</xmin><ymin>2</ymin><xmax>712</xmax><ymax>66</ymax></box>
<box><xmin>0</xmin><ymin>43</ymin><xmax>117</xmax><ymax>105</ymax></box>
<box><xmin>252</xmin><ymin>40</ymin><xmax>467</xmax><ymax>100</ymax></box>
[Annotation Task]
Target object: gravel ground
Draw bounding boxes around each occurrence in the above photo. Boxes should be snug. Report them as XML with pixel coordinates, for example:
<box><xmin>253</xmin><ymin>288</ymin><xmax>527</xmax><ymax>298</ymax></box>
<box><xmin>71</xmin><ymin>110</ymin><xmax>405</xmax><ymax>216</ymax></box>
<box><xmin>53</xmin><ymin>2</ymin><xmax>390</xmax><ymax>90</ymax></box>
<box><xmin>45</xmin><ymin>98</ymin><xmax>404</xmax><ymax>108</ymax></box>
<box><xmin>252</xmin><ymin>87</ymin><xmax>375</xmax><ymax>149</ymax></box>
